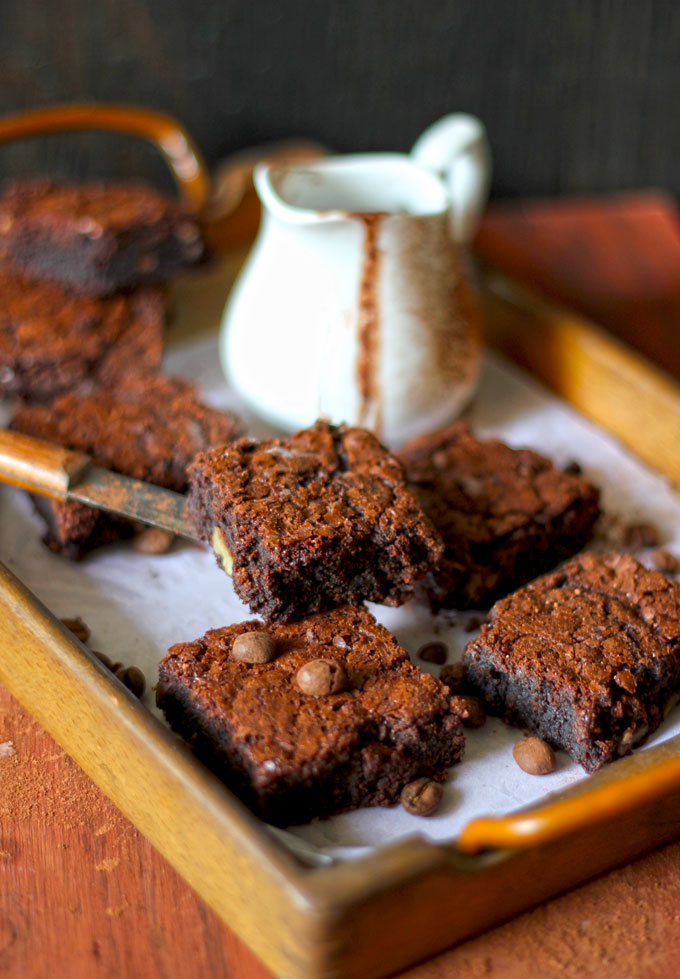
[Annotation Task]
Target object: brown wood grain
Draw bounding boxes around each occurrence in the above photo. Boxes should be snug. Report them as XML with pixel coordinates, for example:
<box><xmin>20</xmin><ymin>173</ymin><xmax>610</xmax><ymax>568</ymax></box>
<box><xmin>4</xmin><ymin>194</ymin><xmax>680</xmax><ymax>978</ymax></box>
<box><xmin>4</xmin><ymin>675</ymin><xmax>680</xmax><ymax>979</ymax></box>
<box><xmin>474</xmin><ymin>192</ymin><xmax>680</xmax><ymax>380</ymax></box>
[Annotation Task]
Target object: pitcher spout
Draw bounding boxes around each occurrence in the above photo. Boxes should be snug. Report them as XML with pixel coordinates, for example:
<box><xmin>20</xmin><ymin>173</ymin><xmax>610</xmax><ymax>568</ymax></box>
<box><xmin>254</xmin><ymin>153</ymin><xmax>449</xmax><ymax>225</ymax></box>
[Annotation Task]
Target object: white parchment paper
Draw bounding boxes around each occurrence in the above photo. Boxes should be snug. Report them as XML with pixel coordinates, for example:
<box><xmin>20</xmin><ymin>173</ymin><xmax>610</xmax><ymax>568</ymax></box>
<box><xmin>2</xmin><ymin>329</ymin><xmax>680</xmax><ymax>862</ymax></box>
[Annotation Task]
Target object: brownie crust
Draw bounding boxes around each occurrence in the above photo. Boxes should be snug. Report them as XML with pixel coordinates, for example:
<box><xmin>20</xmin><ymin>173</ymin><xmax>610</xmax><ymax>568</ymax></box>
<box><xmin>0</xmin><ymin>269</ymin><xmax>164</xmax><ymax>403</ymax></box>
<box><xmin>398</xmin><ymin>423</ymin><xmax>601</xmax><ymax>610</ymax></box>
<box><xmin>157</xmin><ymin>606</ymin><xmax>465</xmax><ymax>826</ymax></box>
<box><xmin>463</xmin><ymin>552</ymin><xmax>680</xmax><ymax>771</ymax></box>
<box><xmin>188</xmin><ymin>420</ymin><xmax>444</xmax><ymax>623</ymax></box>
<box><xmin>0</xmin><ymin>178</ymin><xmax>204</xmax><ymax>295</ymax></box>
<box><xmin>11</xmin><ymin>374</ymin><xmax>243</xmax><ymax>558</ymax></box>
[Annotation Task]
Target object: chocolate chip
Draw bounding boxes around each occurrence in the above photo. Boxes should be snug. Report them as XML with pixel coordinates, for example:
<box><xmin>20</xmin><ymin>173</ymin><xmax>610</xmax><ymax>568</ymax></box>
<box><xmin>417</xmin><ymin>641</ymin><xmax>447</xmax><ymax>665</ymax></box>
<box><xmin>563</xmin><ymin>460</ymin><xmax>583</xmax><ymax>475</ymax></box>
<box><xmin>440</xmin><ymin>662</ymin><xmax>467</xmax><ymax>692</ymax></box>
<box><xmin>135</xmin><ymin>254</ymin><xmax>159</xmax><ymax>273</ymax></box>
<box><xmin>174</xmin><ymin>221</ymin><xmax>200</xmax><ymax>244</ymax></box>
<box><xmin>115</xmin><ymin>665</ymin><xmax>146</xmax><ymax>699</ymax></box>
<box><xmin>400</xmin><ymin>778</ymin><xmax>443</xmax><ymax>817</ymax></box>
<box><xmin>463</xmin><ymin>617</ymin><xmax>485</xmax><ymax>633</ymax></box>
<box><xmin>451</xmin><ymin>693</ymin><xmax>486</xmax><ymax>728</ymax></box>
<box><xmin>624</xmin><ymin>522</ymin><xmax>661</xmax><ymax>549</ymax></box>
<box><xmin>652</xmin><ymin>548</ymin><xmax>680</xmax><ymax>574</ymax></box>
<box><xmin>61</xmin><ymin>617</ymin><xmax>90</xmax><ymax>643</ymax></box>
<box><xmin>512</xmin><ymin>737</ymin><xmax>556</xmax><ymax>775</ymax></box>
<box><xmin>295</xmin><ymin>659</ymin><xmax>348</xmax><ymax>696</ymax></box>
<box><xmin>132</xmin><ymin>527</ymin><xmax>175</xmax><ymax>554</ymax></box>
<box><xmin>90</xmin><ymin>649</ymin><xmax>113</xmax><ymax>669</ymax></box>
<box><xmin>232</xmin><ymin>631</ymin><xmax>276</xmax><ymax>664</ymax></box>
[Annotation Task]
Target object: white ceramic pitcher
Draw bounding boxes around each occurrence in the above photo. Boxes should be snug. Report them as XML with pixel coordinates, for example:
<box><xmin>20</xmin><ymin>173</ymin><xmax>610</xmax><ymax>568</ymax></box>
<box><xmin>219</xmin><ymin>114</ymin><xmax>491</xmax><ymax>446</ymax></box>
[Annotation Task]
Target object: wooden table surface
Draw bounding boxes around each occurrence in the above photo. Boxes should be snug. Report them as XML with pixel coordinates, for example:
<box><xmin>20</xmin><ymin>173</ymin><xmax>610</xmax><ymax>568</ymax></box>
<box><xmin>2</xmin><ymin>192</ymin><xmax>680</xmax><ymax>979</ymax></box>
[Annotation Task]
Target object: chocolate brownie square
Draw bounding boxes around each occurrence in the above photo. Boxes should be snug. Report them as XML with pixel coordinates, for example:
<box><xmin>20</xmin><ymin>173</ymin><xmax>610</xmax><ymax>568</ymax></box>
<box><xmin>188</xmin><ymin>420</ymin><xmax>443</xmax><ymax>623</ymax></box>
<box><xmin>0</xmin><ymin>178</ymin><xmax>204</xmax><ymax>296</ymax></box>
<box><xmin>0</xmin><ymin>269</ymin><xmax>164</xmax><ymax>402</ymax></box>
<box><xmin>463</xmin><ymin>552</ymin><xmax>680</xmax><ymax>771</ymax></box>
<box><xmin>10</xmin><ymin>373</ymin><xmax>243</xmax><ymax>559</ymax></box>
<box><xmin>398</xmin><ymin>423</ymin><xmax>600</xmax><ymax>610</ymax></box>
<box><xmin>157</xmin><ymin>605</ymin><xmax>465</xmax><ymax>825</ymax></box>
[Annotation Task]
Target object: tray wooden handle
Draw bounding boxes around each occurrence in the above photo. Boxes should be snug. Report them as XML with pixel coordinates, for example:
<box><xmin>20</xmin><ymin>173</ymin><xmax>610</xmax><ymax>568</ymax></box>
<box><xmin>0</xmin><ymin>428</ymin><xmax>91</xmax><ymax>499</ymax></box>
<box><xmin>0</xmin><ymin>102</ymin><xmax>210</xmax><ymax>211</ymax></box>
<box><xmin>458</xmin><ymin>753</ymin><xmax>680</xmax><ymax>853</ymax></box>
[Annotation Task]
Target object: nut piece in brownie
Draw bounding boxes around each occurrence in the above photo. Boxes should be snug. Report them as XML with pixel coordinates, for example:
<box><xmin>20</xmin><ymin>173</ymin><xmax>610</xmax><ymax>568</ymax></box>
<box><xmin>398</xmin><ymin>423</ymin><xmax>600</xmax><ymax>610</ymax></box>
<box><xmin>0</xmin><ymin>269</ymin><xmax>164</xmax><ymax>402</ymax></box>
<box><xmin>157</xmin><ymin>606</ymin><xmax>465</xmax><ymax>826</ymax></box>
<box><xmin>188</xmin><ymin>419</ymin><xmax>443</xmax><ymax>623</ymax></box>
<box><xmin>10</xmin><ymin>374</ymin><xmax>243</xmax><ymax>559</ymax></box>
<box><xmin>463</xmin><ymin>552</ymin><xmax>680</xmax><ymax>772</ymax></box>
<box><xmin>0</xmin><ymin>178</ymin><xmax>204</xmax><ymax>296</ymax></box>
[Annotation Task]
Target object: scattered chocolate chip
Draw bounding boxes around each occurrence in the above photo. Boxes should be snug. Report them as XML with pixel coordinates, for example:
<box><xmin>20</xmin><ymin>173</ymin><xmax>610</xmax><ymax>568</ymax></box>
<box><xmin>115</xmin><ymin>665</ymin><xmax>146</xmax><ymax>699</ymax></box>
<box><xmin>174</xmin><ymin>221</ymin><xmax>200</xmax><ymax>244</ymax></box>
<box><xmin>451</xmin><ymin>693</ymin><xmax>486</xmax><ymax>728</ymax></box>
<box><xmin>60</xmin><ymin>616</ymin><xmax>90</xmax><ymax>643</ymax></box>
<box><xmin>417</xmin><ymin>641</ymin><xmax>448</xmax><ymax>665</ymax></box>
<box><xmin>463</xmin><ymin>617</ymin><xmax>485</xmax><ymax>633</ymax></box>
<box><xmin>439</xmin><ymin>662</ymin><xmax>467</xmax><ymax>692</ymax></box>
<box><xmin>232</xmin><ymin>631</ymin><xmax>276</xmax><ymax>664</ymax></box>
<box><xmin>563</xmin><ymin>460</ymin><xmax>583</xmax><ymax>475</ymax></box>
<box><xmin>135</xmin><ymin>253</ymin><xmax>159</xmax><ymax>273</ymax></box>
<box><xmin>132</xmin><ymin>527</ymin><xmax>176</xmax><ymax>554</ymax></box>
<box><xmin>90</xmin><ymin>649</ymin><xmax>113</xmax><ymax>669</ymax></box>
<box><xmin>400</xmin><ymin>777</ymin><xmax>443</xmax><ymax>817</ymax></box>
<box><xmin>652</xmin><ymin>548</ymin><xmax>680</xmax><ymax>575</ymax></box>
<box><xmin>109</xmin><ymin>662</ymin><xmax>123</xmax><ymax>674</ymax></box>
<box><xmin>295</xmin><ymin>659</ymin><xmax>348</xmax><ymax>696</ymax></box>
<box><xmin>512</xmin><ymin>737</ymin><xmax>556</xmax><ymax>775</ymax></box>
<box><xmin>624</xmin><ymin>522</ymin><xmax>661</xmax><ymax>549</ymax></box>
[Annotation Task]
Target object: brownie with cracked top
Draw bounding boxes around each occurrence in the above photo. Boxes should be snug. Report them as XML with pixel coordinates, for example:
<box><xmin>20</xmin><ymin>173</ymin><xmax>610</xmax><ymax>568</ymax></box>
<box><xmin>0</xmin><ymin>178</ymin><xmax>203</xmax><ymax>295</ymax></box>
<box><xmin>463</xmin><ymin>552</ymin><xmax>680</xmax><ymax>771</ymax></box>
<box><xmin>157</xmin><ymin>605</ymin><xmax>465</xmax><ymax>825</ymax></box>
<box><xmin>398</xmin><ymin>423</ymin><xmax>600</xmax><ymax>610</ymax></box>
<box><xmin>10</xmin><ymin>373</ymin><xmax>243</xmax><ymax>559</ymax></box>
<box><xmin>188</xmin><ymin>419</ymin><xmax>443</xmax><ymax>623</ymax></box>
<box><xmin>0</xmin><ymin>269</ymin><xmax>164</xmax><ymax>402</ymax></box>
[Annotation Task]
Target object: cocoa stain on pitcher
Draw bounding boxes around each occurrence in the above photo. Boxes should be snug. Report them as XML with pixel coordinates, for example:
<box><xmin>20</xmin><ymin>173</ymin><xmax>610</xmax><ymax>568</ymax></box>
<box><xmin>354</xmin><ymin>213</ymin><xmax>386</xmax><ymax>431</ymax></box>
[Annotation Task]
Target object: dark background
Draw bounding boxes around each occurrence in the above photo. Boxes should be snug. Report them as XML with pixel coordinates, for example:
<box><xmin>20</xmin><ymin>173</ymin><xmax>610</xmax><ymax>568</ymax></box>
<box><xmin>0</xmin><ymin>0</ymin><xmax>678</xmax><ymax>199</ymax></box>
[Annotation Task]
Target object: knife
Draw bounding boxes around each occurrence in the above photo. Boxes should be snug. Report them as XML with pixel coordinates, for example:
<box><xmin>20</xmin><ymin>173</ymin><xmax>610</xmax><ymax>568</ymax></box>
<box><xmin>0</xmin><ymin>428</ymin><xmax>198</xmax><ymax>541</ymax></box>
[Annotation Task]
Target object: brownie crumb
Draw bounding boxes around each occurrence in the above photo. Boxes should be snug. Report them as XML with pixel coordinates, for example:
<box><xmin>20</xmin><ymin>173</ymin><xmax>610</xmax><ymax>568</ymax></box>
<box><xmin>651</xmin><ymin>548</ymin><xmax>680</xmax><ymax>575</ymax></box>
<box><xmin>624</xmin><ymin>522</ymin><xmax>661</xmax><ymax>549</ymax></box>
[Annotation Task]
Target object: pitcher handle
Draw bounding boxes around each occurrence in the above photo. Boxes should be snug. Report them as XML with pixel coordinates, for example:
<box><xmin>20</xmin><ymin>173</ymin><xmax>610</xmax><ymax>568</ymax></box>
<box><xmin>0</xmin><ymin>102</ymin><xmax>209</xmax><ymax>211</ymax></box>
<box><xmin>411</xmin><ymin>113</ymin><xmax>491</xmax><ymax>244</ymax></box>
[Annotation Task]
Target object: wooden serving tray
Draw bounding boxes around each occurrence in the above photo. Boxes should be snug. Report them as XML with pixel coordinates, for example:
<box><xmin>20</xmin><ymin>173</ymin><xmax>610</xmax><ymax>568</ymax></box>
<box><xmin>2</xmin><ymin>265</ymin><xmax>680</xmax><ymax>979</ymax></box>
<box><xmin>2</xmin><ymin>107</ymin><xmax>680</xmax><ymax>978</ymax></box>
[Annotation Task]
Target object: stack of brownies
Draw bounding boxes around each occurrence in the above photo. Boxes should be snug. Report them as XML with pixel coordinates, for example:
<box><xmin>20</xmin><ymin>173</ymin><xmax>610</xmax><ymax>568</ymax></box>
<box><xmin>4</xmin><ymin>176</ymin><xmax>680</xmax><ymax>830</ymax></box>
<box><xmin>0</xmin><ymin>177</ymin><xmax>243</xmax><ymax>557</ymax></box>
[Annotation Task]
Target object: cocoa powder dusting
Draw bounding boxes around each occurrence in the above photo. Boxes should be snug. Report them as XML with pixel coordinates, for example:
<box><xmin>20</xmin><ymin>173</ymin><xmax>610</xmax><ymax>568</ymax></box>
<box><xmin>0</xmin><ymin>691</ymin><xmax>111</xmax><ymax>829</ymax></box>
<box><xmin>355</xmin><ymin>214</ymin><xmax>383</xmax><ymax>429</ymax></box>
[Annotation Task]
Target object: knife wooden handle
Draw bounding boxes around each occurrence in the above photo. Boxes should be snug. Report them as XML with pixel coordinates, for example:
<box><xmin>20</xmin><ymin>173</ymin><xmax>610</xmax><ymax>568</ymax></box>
<box><xmin>0</xmin><ymin>429</ymin><xmax>92</xmax><ymax>500</ymax></box>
